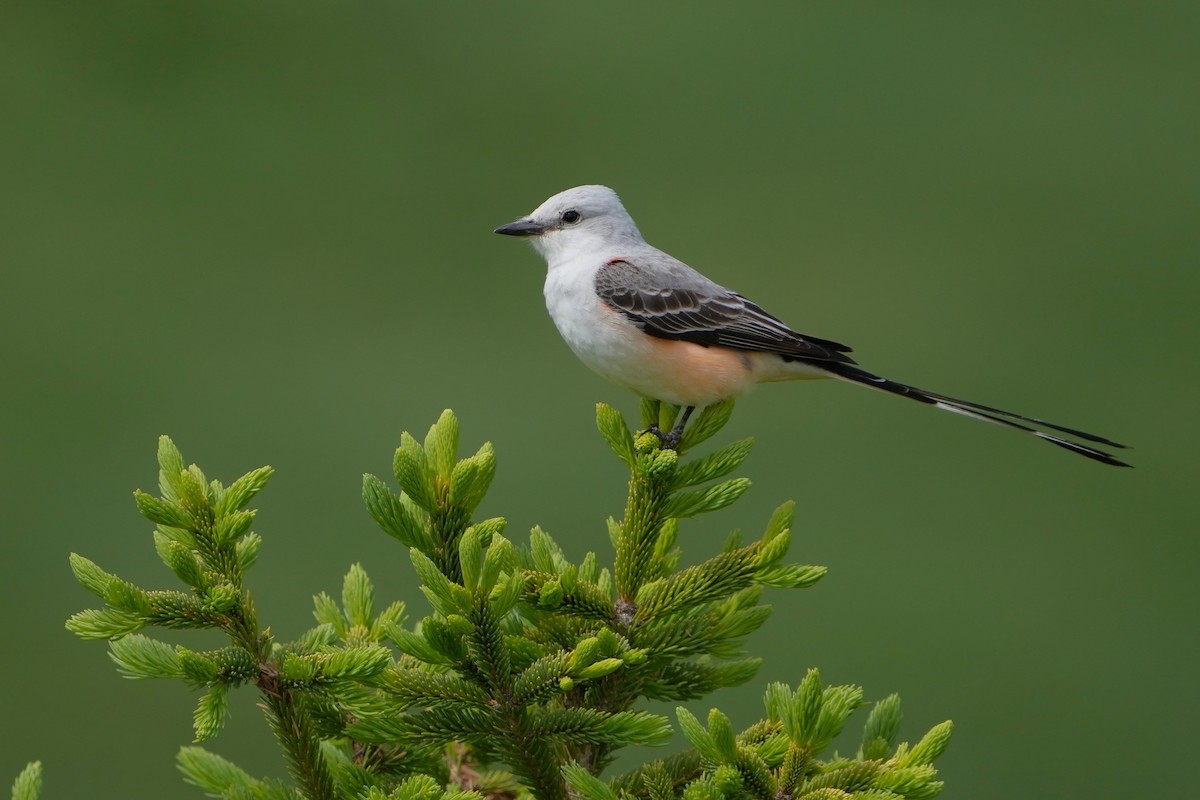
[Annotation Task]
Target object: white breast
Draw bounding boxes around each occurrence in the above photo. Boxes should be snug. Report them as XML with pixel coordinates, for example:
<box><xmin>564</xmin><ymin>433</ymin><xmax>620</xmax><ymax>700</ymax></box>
<box><xmin>544</xmin><ymin>260</ymin><xmax>641</xmax><ymax>382</ymax></box>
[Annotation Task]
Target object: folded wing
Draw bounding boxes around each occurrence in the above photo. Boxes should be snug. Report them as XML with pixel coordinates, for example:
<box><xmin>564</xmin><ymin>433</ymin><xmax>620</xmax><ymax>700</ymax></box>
<box><xmin>594</xmin><ymin>258</ymin><xmax>855</xmax><ymax>364</ymax></box>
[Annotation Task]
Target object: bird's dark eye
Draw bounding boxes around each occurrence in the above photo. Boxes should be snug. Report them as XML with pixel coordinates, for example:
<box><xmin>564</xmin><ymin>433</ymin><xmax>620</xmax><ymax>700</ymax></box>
<box><xmin>561</xmin><ymin>209</ymin><xmax>581</xmax><ymax>224</ymax></box>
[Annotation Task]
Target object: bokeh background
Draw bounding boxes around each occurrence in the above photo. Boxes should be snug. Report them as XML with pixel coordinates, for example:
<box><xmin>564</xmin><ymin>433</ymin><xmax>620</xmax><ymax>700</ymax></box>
<box><xmin>2</xmin><ymin>2</ymin><xmax>1197</xmax><ymax>797</ymax></box>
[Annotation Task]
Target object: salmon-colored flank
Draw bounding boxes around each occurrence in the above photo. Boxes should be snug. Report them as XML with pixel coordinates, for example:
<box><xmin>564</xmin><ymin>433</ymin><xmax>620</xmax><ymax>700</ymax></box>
<box><xmin>633</xmin><ymin>337</ymin><xmax>757</xmax><ymax>405</ymax></box>
<box><xmin>589</xmin><ymin>296</ymin><xmax>828</xmax><ymax>406</ymax></box>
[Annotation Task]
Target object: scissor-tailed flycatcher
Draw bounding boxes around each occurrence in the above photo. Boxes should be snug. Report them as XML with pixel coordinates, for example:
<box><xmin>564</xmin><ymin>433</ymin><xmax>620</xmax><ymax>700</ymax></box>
<box><xmin>495</xmin><ymin>185</ymin><xmax>1129</xmax><ymax>466</ymax></box>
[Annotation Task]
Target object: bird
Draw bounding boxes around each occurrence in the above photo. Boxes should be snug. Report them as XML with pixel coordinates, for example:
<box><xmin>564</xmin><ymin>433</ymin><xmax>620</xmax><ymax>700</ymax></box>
<box><xmin>494</xmin><ymin>185</ymin><xmax>1129</xmax><ymax>467</ymax></box>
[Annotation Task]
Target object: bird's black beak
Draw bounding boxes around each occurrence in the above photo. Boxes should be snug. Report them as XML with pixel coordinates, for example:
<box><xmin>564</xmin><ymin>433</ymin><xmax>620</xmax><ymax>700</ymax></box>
<box><xmin>494</xmin><ymin>219</ymin><xmax>548</xmax><ymax>237</ymax></box>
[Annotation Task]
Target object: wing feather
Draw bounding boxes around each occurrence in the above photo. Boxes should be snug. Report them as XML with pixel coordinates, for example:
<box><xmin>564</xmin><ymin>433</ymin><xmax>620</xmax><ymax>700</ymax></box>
<box><xmin>594</xmin><ymin>258</ymin><xmax>854</xmax><ymax>363</ymax></box>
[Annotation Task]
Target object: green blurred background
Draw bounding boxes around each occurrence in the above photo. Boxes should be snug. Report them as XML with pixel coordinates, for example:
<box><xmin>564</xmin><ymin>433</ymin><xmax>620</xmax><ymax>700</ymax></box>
<box><xmin>2</xmin><ymin>2</ymin><xmax>1196</xmax><ymax>797</ymax></box>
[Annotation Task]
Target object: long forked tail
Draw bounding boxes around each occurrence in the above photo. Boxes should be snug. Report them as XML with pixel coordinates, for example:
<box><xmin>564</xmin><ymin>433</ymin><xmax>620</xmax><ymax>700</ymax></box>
<box><xmin>820</xmin><ymin>362</ymin><xmax>1131</xmax><ymax>467</ymax></box>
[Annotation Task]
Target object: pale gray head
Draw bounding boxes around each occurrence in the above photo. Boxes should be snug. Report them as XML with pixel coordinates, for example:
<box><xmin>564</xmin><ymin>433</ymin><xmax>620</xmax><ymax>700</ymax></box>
<box><xmin>494</xmin><ymin>185</ymin><xmax>644</xmax><ymax>263</ymax></box>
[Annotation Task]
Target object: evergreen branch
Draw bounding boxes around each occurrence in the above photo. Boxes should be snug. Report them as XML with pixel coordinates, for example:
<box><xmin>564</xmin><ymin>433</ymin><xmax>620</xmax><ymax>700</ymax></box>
<box><xmin>10</xmin><ymin>762</ymin><xmax>42</xmax><ymax>800</ymax></box>
<box><xmin>610</xmin><ymin>749</ymin><xmax>703</xmax><ymax>797</ymax></box>
<box><xmin>641</xmin><ymin>656</ymin><xmax>762</xmax><ymax>701</ymax></box>
<box><xmin>561</xmin><ymin>763</ymin><xmax>617</xmax><ymax>800</ymax></box>
<box><xmin>449</xmin><ymin>442</ymin><xmax>496</xmax><ymax>514</ymax></box>
<box><xmin>859</xmin><ymin>694</ymin><xmax>902</xmax><ymax>760</ymax></box>
<box><xmin>640</xmin><ymin>763</ymin><xmax>677</xmax><ymax>800</ymax></box>
<box><xmin>613</xmin><ymin>444</ymin><xmax>671</xmax><ymax>603</ymax></box>
<box><xmin>612</xmin><ymin>719</ymin><xmax>785</xmax><ymax>798</ymax></box>
<box><xmin>418</xmin><ymin>616</ymin><xmax>473</xmax><ymax>664</ymax></box>
<box><xmin>678</xmin><ymin>400</ymin><xmax>736</xmax><ymax>452</ymax></box>
<box><xmin>365</xmin><ymin>774</ymin><xmax>484</xmax><ymax>800</ymax></box>
<box><xmin>754</xmin><ymin>564</ymin><xmax>827</xmax><ymax>589</ymax></box>
<box><xmin>216</xmin><ymin>466</ymin><xmax>274</xmax><ymax>518</ymax></box>
<box><xmin>192</xmin><ymin>684</ymin><xmax>229</xmax><ymax>741</ymax></box>
<box><xmin>505</xmin><ymin>737</ymin><xmax>570</xmax><ymax>800</ymax></box>
<box><xmin>596</xmin><ymin>403</ymin><xmax>636</xmax><ymax>467</ymax></box>
<box><xmin>364</xmin><ymin>473</ymin><xmax>435</xmax><ymax>551</ymax></box>
<box><xmin>260</xmin><ymin>675</ymin><xmax>338</xmax><ymax>800</ymax></box>
<box><xmin>108</xmin><ymin>634</ymin><xmax>184</xmax><ymax>679</ymax></box>
<box><xmin>279</xmin><ymin>645</ymin><xmax>393</xmax><ymax>685</ymax></box>
<box><xmin>394</xmin><ymin>432</ymin><xmax>436</xmax><ymax>513</ymax></box>
<box><xmin>898</xmin><ymin>721</ymin><xmax>954</xmax><ymax>768</ymax></box>
<box><xmin>523</xmin><ymin>570</ymin><xmax>616</xmax><ymax>620</ymax></box>
<box><xmin>380</xmin><ymin>665</ymin><xmax>493</xmax><ymax>710</ymax></box>
<box><xmin>466</xmin><ymin>595</ymin><xmax>512</xmax><ymax>694</ymax></box>
<box><xmin>732</xmin><ymin>749</ymin><xmax>776</xmax><ymax>800</ymax></box>
<box><xmin>667</xmin><ymin>437</ymin><xmax>754</xmax><ymax>490</ymax></box>
<box><xmin>677</xmin><ymin>708</ymin><xmax>783</xmax><ymax>799</ymax></box>
<box><xmin>869</xmin><ymin>764</ymin><xmax>941</xmax><ymax>798</ymax></box>
<box><xmin>350</xmin><ymin>707</ymin><xmax>500</xmax><ymax>744</ymax></box>
<box><xmin>372</xmin><ymin>600</ymin><xmax>409</xmax><ymax>642</ymax></box>
<box><xmin>799</xmin><ymin>760</ymin><xmax>883</xmax><ymax>793</ymax></box>
<box><xmin>144</xmin><ymin>589</ymin><xmax>233</xmax><ymax>629</ymax></box>
<box><xmin>488</xmin><ymin>570</ymin><xmax>526</xmax><ymax>621</ymax></box>
<box><xmin>342</xmin><ymin>563</ymin><xmax>375</xmax><ymax>629</ymax></box>
<box><xmin>634</xmin><ymin>595</ymin><xmax>773</xmax><ymax>660</ymax></box>
<box><xmin>410</xmin><ymin>550</ymin><xmax>473</xmax><ymax>617</ymax></box>
<box><xmin>660</xmin><ymin>478</ymin><xmax>751</xmax><ymax>520</ymax></box>
<box><xmin>236</xmin><ymin>532</ymin><xmax>263</xmax><ymax>572</ymax></box>
<box><xmin>512</xmin><ymin>651</ymin><xmax>572</xmax><ymax>706</ymax></box>
<box><xmin>528</xmin><ymin>708</ymin><xmax>672</xmax><ymax>746</ymax></box>
<box><xmin>153</xmin><ymin>533</ymin><xmax>207</xmax><ymax>589</ymax></box>
<box><xmin>312</xmin><ymin>592</ymin><xmax>348</xmax><ymax>638</ymax></box>
<box><xmin>634</xmin><ymin>546</ymin><xmax>761</xmax><ymax>622</ymax></box>
<box><xmin>387</xmin><ymin>623</ymin><xmax>457</xmax><ymax>665</ymax></box>
<box><xmin>177</xmin><ymin>747</ymin><xmax>261</xmax><ymax>797</ymax></box>
<box><xmin>65</xmin><ymin>608</ymin><xmax>145</xmax><ymax>639</ymax></box>
<box><xmin>68</xmin><ymin>553</ymin><xmax>118</xmax><ymax>598</ymax></box>
<box><xmin>65</xmin><ymin>409</ymin><xmax>956</xmax><ymax>800</ymax></box>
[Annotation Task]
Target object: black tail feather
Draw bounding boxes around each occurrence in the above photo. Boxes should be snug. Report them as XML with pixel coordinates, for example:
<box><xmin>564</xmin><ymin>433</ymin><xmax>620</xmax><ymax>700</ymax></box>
<box><xmin>917</xmin><ymin>390</ymin><xmax>1127</xmax><ymax>449</ymax></box>
<box><xmin>1034</xmin><ymin>432</ymin><xmax>1131</xmax><ymax>467</ymax></box>
<box><xmin>819</xmin><ymin>362</ymin><xmax>1131</xmax><ymax>467</ymax></box>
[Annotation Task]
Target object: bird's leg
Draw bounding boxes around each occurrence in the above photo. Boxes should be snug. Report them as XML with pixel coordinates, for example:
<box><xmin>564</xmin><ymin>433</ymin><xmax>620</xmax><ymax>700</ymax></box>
<box><xmin>646</xmin><ymin>406</ymin><xmax>695</xmax><ymax>450</ymax></box>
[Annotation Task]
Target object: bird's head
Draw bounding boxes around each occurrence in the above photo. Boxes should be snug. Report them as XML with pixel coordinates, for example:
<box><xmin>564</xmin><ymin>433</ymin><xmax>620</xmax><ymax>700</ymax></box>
<box><xmin>494</xmin><ymin>185</ymin><xmax>643</xmax><ymax>263</ymax></box>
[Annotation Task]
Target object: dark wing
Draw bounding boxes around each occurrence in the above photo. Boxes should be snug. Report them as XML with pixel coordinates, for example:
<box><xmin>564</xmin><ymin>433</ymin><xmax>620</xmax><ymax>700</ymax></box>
<box><xmin>595</xmin><ymin>258</ymin><xmax>855</xmax><ymax>364</ymax></box>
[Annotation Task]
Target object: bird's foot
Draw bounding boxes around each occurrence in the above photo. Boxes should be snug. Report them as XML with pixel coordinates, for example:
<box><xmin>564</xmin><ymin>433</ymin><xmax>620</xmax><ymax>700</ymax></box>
<box><xmin>643</xmin><ymin>423</ymin><xmax>684</xmax><ymax>451</ymax></box>
<box><xmin>642</xmin><ymin>406</ymin><xmax>694</xmax><ymax>451</ymax></box>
